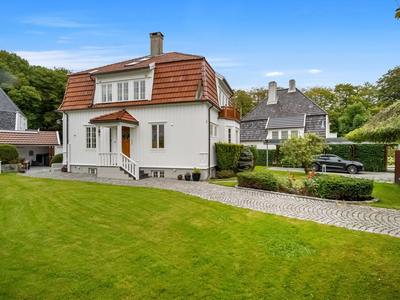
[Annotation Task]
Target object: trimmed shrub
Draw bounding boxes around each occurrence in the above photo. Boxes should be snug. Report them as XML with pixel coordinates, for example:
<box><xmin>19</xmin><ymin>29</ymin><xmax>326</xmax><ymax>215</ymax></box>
<box><xmin>215</xmin><ymin>143</ymin><xmax>244</xmax><ymax>171</ymax></box>
<box><xmin>257</xmin><ymin>149</ymin><xmax>276</xmax><ymax>166</ymax></box>
<box><xmin>216</xmin><ymin>170</ymin><xmax>236</xmax><ymax>179</ymax></box>
<box><xmin>237</xmin><ymin>171</ymin><xmax>279</xmax><ymax>192</ymax></box>
<box><xmin>311</xmin><ymin>174</ymin><xmax>373</xmax><ymax>201</ymax></box>
<box><xmin>327</xmin><ymin>144</ymin><xmax>353</xmax><ymax>161</ymax></box>
<box><xmin>356</xmin><ymin>144</ymin><xmax>386</xmax><ymax>172</ymax></box>
<box><xmin>248</xmin><ymin>146</ymin><xmax>259</xmax><ymax>168</ymax></box>
<box><xmin>50</xmin><ymin>153</ymin><xmax>63</xmax><ymax>165</ymax></box>
<box><xmin>0</xmin><ymin>144</ymin><xmax>19</xmax><ymax>164</ymax></box>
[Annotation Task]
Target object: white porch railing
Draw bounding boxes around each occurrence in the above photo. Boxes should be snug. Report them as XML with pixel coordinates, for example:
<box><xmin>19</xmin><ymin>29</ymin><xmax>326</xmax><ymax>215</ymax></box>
<box><xmin>98</xmin><ymin>152</ymin><xmax>139</xmax><ymax>180</ymax></box>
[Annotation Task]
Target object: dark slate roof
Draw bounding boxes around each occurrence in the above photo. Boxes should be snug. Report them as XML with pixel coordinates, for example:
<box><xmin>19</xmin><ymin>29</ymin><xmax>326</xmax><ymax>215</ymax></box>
<box><xmin>242</xmin><ymin>88</ymin><xmax>326</xmax><ymax>122</ymax></box>
<box><xmin>267</xmin><ymin>115</ymin><xmax>305</xmax><ymax>129</ymax></box>
<box><xmin>0</xmin><ymin>87</ymin><xmax>25</xmax><ymax>116</ymax></box>
<box><xmin>241</xmin><ymin>119</ymin><xmax>268</xmax><ymax>141</ymax></box>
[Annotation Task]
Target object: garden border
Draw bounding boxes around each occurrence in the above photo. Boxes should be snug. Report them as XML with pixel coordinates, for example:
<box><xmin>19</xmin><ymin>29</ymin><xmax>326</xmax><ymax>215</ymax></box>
<box><xmin>234</xmin><ymin>184</ymin><xmax>379</xmax><ymax>204</ymax></box>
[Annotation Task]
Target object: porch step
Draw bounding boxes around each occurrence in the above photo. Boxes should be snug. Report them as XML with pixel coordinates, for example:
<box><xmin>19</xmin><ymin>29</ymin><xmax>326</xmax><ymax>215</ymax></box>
<box><xmin>119</xmin><ymin>167</ymin><xmax>149</xmax><ymax>180</ymax></box>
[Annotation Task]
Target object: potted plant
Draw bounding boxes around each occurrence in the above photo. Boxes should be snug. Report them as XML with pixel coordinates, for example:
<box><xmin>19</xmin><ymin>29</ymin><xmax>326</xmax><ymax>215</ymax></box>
<box><xmin>184</xmin><ymin>172</ymin><xmax>191</xmax><ymax>181</ymax></box>
<box><xmin>177</xmin><ymin>174</ymin><xmax>183</xmax><ymax>180</ymax></box>
<box><xmin>192</xmin><ymin>167</ymin><xmax>201</xmax><ymax>181</ymax></box>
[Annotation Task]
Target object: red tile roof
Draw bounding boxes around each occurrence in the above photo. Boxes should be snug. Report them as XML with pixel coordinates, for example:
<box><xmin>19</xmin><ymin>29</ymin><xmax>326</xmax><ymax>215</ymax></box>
<box><xmin>89</xmin><ymin>110</ymin><xmax>139</xmax><ymax>124</ymax></box>
<box><xmin>58</xmin><ymin>52</ymin><xmax>224</xmax><ymax>111</ymax></box>
<box><xmin>0</xmin><ymin>130</ymin><xmax>59</xmax><ymax>146</ymax></box>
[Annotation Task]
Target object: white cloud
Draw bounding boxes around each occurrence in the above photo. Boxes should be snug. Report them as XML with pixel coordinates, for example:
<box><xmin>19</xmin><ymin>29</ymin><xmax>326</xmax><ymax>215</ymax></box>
<box><xmin>307</xmin><ymin>69</ymin><xmax>322</xmax><ymax>74</ymax></box>
<box><xmin>15</xmin><ymin>50</ymin><xmax>133</xmax><ymax>72</ymax></box>
<box><xmin>264</xmin><ymin>71</ymin><xmax>283</xmax><ymax>77</ymax></box>
<box><xmin>24</xmin><ymin>16</ymin><xmax>97</xmax><ymax>28</ymax></box>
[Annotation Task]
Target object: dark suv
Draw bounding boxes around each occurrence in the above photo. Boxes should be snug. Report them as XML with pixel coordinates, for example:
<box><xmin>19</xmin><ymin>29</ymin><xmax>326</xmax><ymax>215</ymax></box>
<box><xmin>312</xmin><ymin>154</ymin><xmax>364</xmax><ymax>174</ymax></box>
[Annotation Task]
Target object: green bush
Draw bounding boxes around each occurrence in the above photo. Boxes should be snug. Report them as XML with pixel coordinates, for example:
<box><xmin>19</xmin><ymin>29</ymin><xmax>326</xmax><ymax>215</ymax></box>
<box><xmin>0</xmin><ymin>144</ymin><xmax>19</xmax><ymax>164</ymax></box>
<box><xmin>257</xmin><ymin>149</ymin><xmax>276</xmax><ymax>166</ymax></box>
<box><xmin>216</xmin><ymin>170</ymin><xmax>236</xmax><ymax>179</ymax></box>
<box><xmin>50</xmin><ymin>153</ymin><xmax>63</xmax><ymax>165</ymax></box>
<box><xmin>311</xmin><ymin>174</ymin><xmax>374</xmax><ymax>201</ymax></box>
<box><xmin>327</xmin><ymin>144</ymin><xmax>353</xmax><ymax>161</ymax></box>
<box><xmin>356</xmin><ymin>144</ymin><xmax>386</xmax><ymax>172</ymax></box>
<box><xmin>247</xmin><ymin>146</ymin><xmax>259</xmax><ymax>168</ymax></box>
<box><xmin>237</xmin><ymin>171</ymin><xmax>279</xmax><ymax>192</ymax></box>
<box><xmin>215</xmin><ymin>143</ymin><xmax>244</xmax><ymax>171</ymax></box>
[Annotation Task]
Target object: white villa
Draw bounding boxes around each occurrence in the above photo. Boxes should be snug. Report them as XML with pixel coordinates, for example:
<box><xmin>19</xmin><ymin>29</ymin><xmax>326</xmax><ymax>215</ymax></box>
<box><xmin>60</xmin><ymin>32</ymin><xmax>240</xmax><ymax>180</ymax></box>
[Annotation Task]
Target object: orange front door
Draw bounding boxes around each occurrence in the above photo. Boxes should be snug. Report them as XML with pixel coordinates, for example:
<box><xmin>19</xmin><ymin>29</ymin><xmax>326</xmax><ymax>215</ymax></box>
<box><xmin>122</xmin><ymin>127</ymin><xmax>130</xmax><ymax>158</ymax></box>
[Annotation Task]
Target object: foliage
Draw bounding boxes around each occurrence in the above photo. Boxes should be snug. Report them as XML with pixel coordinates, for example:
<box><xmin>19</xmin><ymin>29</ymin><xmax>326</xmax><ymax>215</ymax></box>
<box><xmin>308</xmin><ymin>174</ymin><xmax>374</xmax><ymax>201</ymax></box>
<box><xmin>232</xmin><ymin>86</ymin><xmax>270</xmax><ymax>117</ymax></box>
<box><xmin>216</xmin><ymin>170</ymin><xmax>236</xmax><ymax>179</ymax></box>
<box><xmin>50</xmin><ymin>153</ymin><xmax>63</xmax><ymax>165</ymax></box>
<box><xmin>237</xmin><ymin>147</ymin><xmax>254</xmax><ymax>172</ymax></box>
<box><xmin>277</xmin><ymin>173</ymin><xmax>303</xmax><ymax>195</ymax></box>
<box><xmin>247</xmin><ymin>146</ymin><xmax>259</xmax><ymax>168</ymax></box>
<box><xmin>346</xmin><ymin>100</ymin><xmax>400</xmax><ymax>143</ymax></box>
<box><xmin>396</xmin><ymin>7</ymin><xmax>400</xmax><ymax>19</ymax></box>
<box><xmin>237</xmin><ymin>171</ymin><xmax>279</xmax><ymax>191</ymax></box>
<box><xmin>0</xmin><ymin>144</ymin><xmax>19</xmax><ymax>164</ymax></box>
<box><xmin>377</xmin><ymin>65</ymin><xmax>400</xmax><ymax>106</ymax></box>
<box><xmin>327</xmin><ymin>144</ymin><xmax>353</xmax><ymax>161</ymax></box>
<box><xmin>215</xmin><ymin>143</ymin><xmax>244</xmax><ymax>171</ymax></box>
<box><xmin>279</xmin><ymin>133</ymin><xmax>328</xmax><ymax>174</ymax></box>
<box><xmin>338</xmin><ymin>103</ymin><xmax>371</xmax><ymax>136</ymax></box>
<box><xmin>0</xmin><ymin>50</ymin><xmax>70</xmax><ymax>140</ymax></box>
<box><xmin>356</xmin><ymin>144</ymin><xmax>386</xmax><ymax>172</ymax></box>
<box><xmin>257</xmin><ymin>149</ymin><xmax>276</xmax><ymax>166</ymax></box>
<box><xmin>193</xmin><ymin>167</ymin><xmax>201</xmax><ymax>174</ymax></box>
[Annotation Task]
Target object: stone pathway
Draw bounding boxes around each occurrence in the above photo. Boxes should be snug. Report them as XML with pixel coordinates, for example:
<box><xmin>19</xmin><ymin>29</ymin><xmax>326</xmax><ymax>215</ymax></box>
<box><xmin>23</xmin><ymin>171</ymin><xmax>400</xmax><ymax>238</ymax></box>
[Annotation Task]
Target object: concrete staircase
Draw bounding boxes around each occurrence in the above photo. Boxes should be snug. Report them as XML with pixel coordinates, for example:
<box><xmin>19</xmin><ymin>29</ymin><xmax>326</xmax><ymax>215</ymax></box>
<box><xmin>120</xmin><ymin>167</ymin><xmax>149</xmax><ymax>180</ymax></box>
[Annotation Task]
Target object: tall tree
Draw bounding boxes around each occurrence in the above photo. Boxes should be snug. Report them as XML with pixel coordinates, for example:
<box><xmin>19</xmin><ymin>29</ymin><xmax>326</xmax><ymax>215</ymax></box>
<box><xmin>377</xmin><ymin>65</ymin><xmax>400</xmax><ymax>107</ymax></box>
<box><xmin>338</xmin><ymin>103</ymin><xmax>371</xmax><ymax>136</ymax></box>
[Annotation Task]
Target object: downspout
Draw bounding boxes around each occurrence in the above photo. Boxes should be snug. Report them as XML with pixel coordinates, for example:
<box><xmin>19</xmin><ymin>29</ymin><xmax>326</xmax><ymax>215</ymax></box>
<box><xmin>208</xmin><ymin>102</ymin><xmax>214</xmax><ymax>179</ymax></box>
<box><xmin>64</xmin><ymin>111</ymin><xmax>69</xmax><ymax>172</ymax></box>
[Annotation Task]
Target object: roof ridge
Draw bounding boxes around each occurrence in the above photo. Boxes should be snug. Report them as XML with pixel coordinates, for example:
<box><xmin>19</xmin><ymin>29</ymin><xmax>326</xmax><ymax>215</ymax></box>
<box><xmin>0</xmin><ymin>87</ymin><xmax>25</xmax><ymax>116</ymax></box>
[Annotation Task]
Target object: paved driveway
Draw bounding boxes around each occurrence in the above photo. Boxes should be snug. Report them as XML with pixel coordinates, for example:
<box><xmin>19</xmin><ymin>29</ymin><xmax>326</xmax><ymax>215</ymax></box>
<box><xmin>23</xmin><ymin>171</ymin><xmax>400</xmax><ymax>238</ymax></box>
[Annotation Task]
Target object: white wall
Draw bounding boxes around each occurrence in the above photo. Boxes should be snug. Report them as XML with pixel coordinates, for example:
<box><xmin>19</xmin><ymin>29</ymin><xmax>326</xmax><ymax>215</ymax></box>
<box><xmin>16</xmin><ymin>146</ymin><xmax>49</xmax><ymax>161</ymax></box>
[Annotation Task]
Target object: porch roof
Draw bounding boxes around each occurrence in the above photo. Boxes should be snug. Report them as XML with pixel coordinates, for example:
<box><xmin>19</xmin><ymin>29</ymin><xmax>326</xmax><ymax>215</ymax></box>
<box><xmin>89</xmin><ymin>110</ymin><xmax>139</xmax><ymax>125</ymax></box>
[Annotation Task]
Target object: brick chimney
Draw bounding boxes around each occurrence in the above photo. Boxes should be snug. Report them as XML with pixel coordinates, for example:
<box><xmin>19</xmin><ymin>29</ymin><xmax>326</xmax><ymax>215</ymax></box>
<box><xmin>267</xmin><ymin>81</ymin><xmax>278</xmax><ymax>105</ymax></box>
<box><xmin>149</xmin><ymin>32</ymin><xmax>164</xmax><ymax>56</ymax></box>
<box><xmin>288</xmin><ymin>79</ymin><xmax>296</xmax><ymax>93</ymax></box>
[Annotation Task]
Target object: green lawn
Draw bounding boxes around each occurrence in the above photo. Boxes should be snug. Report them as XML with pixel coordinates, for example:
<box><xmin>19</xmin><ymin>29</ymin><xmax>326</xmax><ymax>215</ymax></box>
<box><xmin>1</xmin><ymin>174</ymin><xmax>400</xmax><ymax>299</ymax></box>
<box><xmin>211</xmin><ymin>167</ymin><xmax>400</xmax><ymax>209</ymax></box>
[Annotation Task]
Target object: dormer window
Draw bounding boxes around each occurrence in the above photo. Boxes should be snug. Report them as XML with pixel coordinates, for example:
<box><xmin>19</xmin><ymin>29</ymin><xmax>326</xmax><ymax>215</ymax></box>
<box><xmin>134</xmin><ymin>80</ymin><xmax>146</xmax><ymax>100</ymax></box>
<box><xmin>102</xmin><ymin>84</ymin><xmax>112</xmax><ymax>102</ymax></box>
<box><xmin>117</xmin><ymin>82</ymin><xmax>129</xmax><ymax>101</ymax></box>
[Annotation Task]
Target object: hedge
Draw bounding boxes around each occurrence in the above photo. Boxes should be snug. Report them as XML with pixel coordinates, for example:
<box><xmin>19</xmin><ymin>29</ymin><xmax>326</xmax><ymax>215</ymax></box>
<box><xmin>327</xmin><ymin>144</ymin><xmax>353</xmax><ymax>161</ymax></box>
<box><xmin>247</xmin><ymin>146</ymin><xmax>259</xmax><ymax>167</ymax></box>
<box><xmin>237</xmin><ymin>171</ymin><xmax>279</xmax><ymax>191</ymax></box>
<box><xmin>50</xmin><ymin>153</ymin><xmax>63</xmax><ymax>165</ymax></box>
<box><xmin>257</xmin><ymin>149</ymin><xmax>276</xmax><ymax>166</ymax></box>
<box><xmin>356</xmin><ymin>144</ymin><xmax>386</xmax><ymax>172</ymax></box>
<box><xmin>0</xmin><ymin>144</ymin><xmax>19</xmax><ymax>164</ymax></box>
<box><xmin>311</xmin><ymin>174</ymin><xmax>374</xmax><ymax>201</ymax></box>
<box><xmin>215</xmin><ymin>143</ymin><xmax>244</xmax><ymax>171</ymax></box>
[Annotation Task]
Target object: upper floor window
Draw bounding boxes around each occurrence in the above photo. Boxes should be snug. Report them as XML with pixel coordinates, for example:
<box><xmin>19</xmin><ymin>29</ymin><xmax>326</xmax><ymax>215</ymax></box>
<box><xmin>281</xmin><ymin>131</ymin><xmax>288</xmax><ymax>140</ymax></box>
<box><xmin>134</xmin><ymin>80</ymin><xmax>146</xmax><ymax>100</ymax></box>
<box><xmin>272</xmin><ymin>131</ymin><xmax>279</xmax><ymax>139</ymax></box>
<box><xmin>102</xmin><ymin>84</ymin><xmax>112</xmax><ymax>102</ymax></box>
<box><xmin>86</xmin><ymin>127</ymin><xmax>97</xmax><ymax>148</ymax></box>
<box><xmin>228</xmin><ymin>128</ymin><xmax>232</xmax><ymax>143</ymax></box>
<box><xmin>210</xmin><ymin>123</ymin><xmax>218</xmax><ymax>137</ymax></box>
<box><xmin>117</xmin><ymin>82</ymin><xmax>129</xmax><ymax>101</ymax></box>
<box><xmin>152</xmin><ymin>124</ymin><xmax>164</xmax><ymax>149</ymax></box>
<box><xmin>291</xmin><ymin>130</ymin><xmax>298</xmax><ymax>138</ymax></box>
<box><xmin>236</xmin><ymin>129</ymin><xmax>239</xmax><ymax>143</ymax></box>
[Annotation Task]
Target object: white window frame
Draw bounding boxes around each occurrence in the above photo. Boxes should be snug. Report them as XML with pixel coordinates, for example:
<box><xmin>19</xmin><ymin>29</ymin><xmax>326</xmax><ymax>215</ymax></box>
<box><xmin>152</xmin><ymin>170</ymin><xmax>165</xmax><ymax>178</ymax></box>
<box><xmin>236</xmin><ymin>129</ymin><xmax>239</xmax><ymax>143</ymax></box>
<box><xmin>210</xmin><ymin>123</ymin><xmax>218</xmax><ymax>138</ymax></box>
<box><xmin>117</xmin><ymin>82</ymin><xmax>129</xmax><ymax>101</ymax></box>
<box><xmin>281</xmin><ymin>131</ymin><xmax>289</xmax><ymax>140</ymax></box>
<box><xmin>151</xmin><ymin>124</ymin><xmax>165</xmax><ymax>149</ymax></box>
<box><xmin>272</xmin><ymin>131</ymin><xmax>279</xmax><ymax>139</ymax></box>
<box><xmin>86</xmin><ymin>126</ymin><xmax>97</xmax><ymax>149</ymax></box>
<box><xmin>228</xmin><ymin>128</ymin><xmax>232</xmax><ymax>143</ymax></box>
<box><xmin>134</xmin><ymin>80</ymin><xmax>146</xmax><ymax>100</ymax></box>
<box><xmin>102</xmin><ymin>84</ymin><xmax>112</xmax><ymax>102</ymax></box>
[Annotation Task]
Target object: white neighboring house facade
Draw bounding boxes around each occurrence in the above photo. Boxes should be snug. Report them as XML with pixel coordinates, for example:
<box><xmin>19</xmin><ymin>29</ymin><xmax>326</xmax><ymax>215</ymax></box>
<box><xmin>241</xmin><ymin>80</ymin><xmax>337</xmax><ymax>150</ymax></box>
<box><xmin>59</xmin><ymin>32</ymin><xmax>240</xmax><ymax>180</ymax></box>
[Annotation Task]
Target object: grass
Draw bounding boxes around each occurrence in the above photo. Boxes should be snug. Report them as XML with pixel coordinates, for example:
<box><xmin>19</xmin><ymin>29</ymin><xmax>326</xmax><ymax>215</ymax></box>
<box><xmin>1</xmin><ymin>174</ymin><xmax>400</xmax><ymax>299</ymax></box>
<box><xmin>211</xmin><ymin>167</ymin><xmax>400</xmax><ymax>210</ymax></box>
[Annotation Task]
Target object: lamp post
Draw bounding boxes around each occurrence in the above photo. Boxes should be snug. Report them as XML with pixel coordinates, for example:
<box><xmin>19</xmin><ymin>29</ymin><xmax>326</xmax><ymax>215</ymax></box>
<box><xmin>265</xmin><ymin>132</ymin><xmax>269</xmax><ymax>170</ymax></box>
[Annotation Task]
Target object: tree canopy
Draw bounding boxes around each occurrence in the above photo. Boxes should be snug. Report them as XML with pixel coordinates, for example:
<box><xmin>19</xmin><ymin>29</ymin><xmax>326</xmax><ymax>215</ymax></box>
<box><xmin>338</xmin><ymin>103</ymin><xmax>371</xmax><ymax>136</ymax></box>
<box><xmin>346</xmin><ymin>100</ymin><xmax>400</xmax><ymax>143</ymax></box>
<box><xmin>0</xmin><ymin>50</ymin><xmax>70</xmax><ymax>138</ymax></box>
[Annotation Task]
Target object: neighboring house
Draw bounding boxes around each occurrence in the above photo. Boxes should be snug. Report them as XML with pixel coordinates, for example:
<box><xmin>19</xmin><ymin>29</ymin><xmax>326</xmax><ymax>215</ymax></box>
<box><xmin>59</xmin><ymin>32</ymin><xmax>240</xmax><ymax>180</ymax></box>
<box><xmin>241</xmin><ymin>80</ymin><xmax>337</xmax><ymax>149</ymax></box>
<box><xmin>0</xmin><ymin>87</ymin><xmax>60</xmax><ymax>165</ymax></box>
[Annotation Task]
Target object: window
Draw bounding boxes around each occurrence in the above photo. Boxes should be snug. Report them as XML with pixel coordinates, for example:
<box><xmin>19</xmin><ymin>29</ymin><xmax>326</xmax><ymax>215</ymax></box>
<box><xmin>102</xmin><ymin>84</ymin><xmax>112</xmax><ymax>102</ymax></box>
<box><xmin>210</xmin><ymin>124</ymin><xmax>218</xmax><ymax>137</ymax></box>
<box><xmin>228</xmin><ymin>128</ymin><xmax>231</xmax><ymax>143</ymax></box>
<box><xmin>321</xmin><ymin>120</ymin><xmax>325</xmax><ymax>129</ymax></box>
<box><xmin>272</xmin><ymin>131</ymin><xmax>279</xmax><ymax>139</ymax></box>
<box><xmin>86</xmin><ymin>127</ymin><xmax>97</xmax><ymax>148</ymax></box>
<box><xmin>281</xmin><ymin>131</ymin><xmax>288</xmax><ymax>140</ymax></box>
<box><xmin>134</xmin><ymin>80</ymin><xmax>146</xmax><ymax>100</ymax></box>
<box><xmin>29</xmin><ymin>150</ymin><xmax>34</xmax><ymax>156</ymax></box>
<box><xmin>88</xmin><ymin>168</ymin><xmax>97</xmax><ymax>174</ymax></box>
<box><xmin>117</xmin><ymin>82</ymin><xmax>129</xmax><ymax>101</ymax></box>
<box><xmin>152</xmin><ymin>171</ymin><xmax>158</xmax><ymax>177</ymax></box>
<box><xmin>152</xmin><ymin>171</ymin><xmax>165</xmax><ymax>178</ymax></box>
<box><xmin>291</xmin><ymin>130</ymin><xmax>298</xmax><ymax>138</ymax></box>
<box><xmin>236</xmin><ymin>129</ymin><xmax>239</xmax><ymax>143</ymax></box>
<box><xmin>152</xmin><ymin>124</ymin><xmax>165</xmax><ymax>149</ymax></box>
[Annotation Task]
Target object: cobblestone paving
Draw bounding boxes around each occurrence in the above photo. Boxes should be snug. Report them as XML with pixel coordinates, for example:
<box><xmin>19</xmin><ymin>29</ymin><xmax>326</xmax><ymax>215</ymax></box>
<box><xmin>23</xmin><ymin>171</ymin><xmax>400</xmax><ymax>238</ymax></box>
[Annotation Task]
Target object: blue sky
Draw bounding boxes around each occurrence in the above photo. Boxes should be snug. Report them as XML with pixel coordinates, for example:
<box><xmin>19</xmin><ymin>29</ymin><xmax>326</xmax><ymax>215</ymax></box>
<box><xmin>1</xmin><ymin>0</ymin><xmax>399</xmax><ymax>90</ymax></box>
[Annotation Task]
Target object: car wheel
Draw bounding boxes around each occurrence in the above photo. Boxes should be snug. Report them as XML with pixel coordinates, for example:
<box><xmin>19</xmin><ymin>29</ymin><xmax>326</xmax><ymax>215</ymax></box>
<box><xmin>312</xmin><ymin>163</ymin><xmax>319</xmax><ymax>172</ymax></box>
<box><xmin>347</xmin><ymin>165</ymin><xmax>358</xmax><ymax>174</ymax></box>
